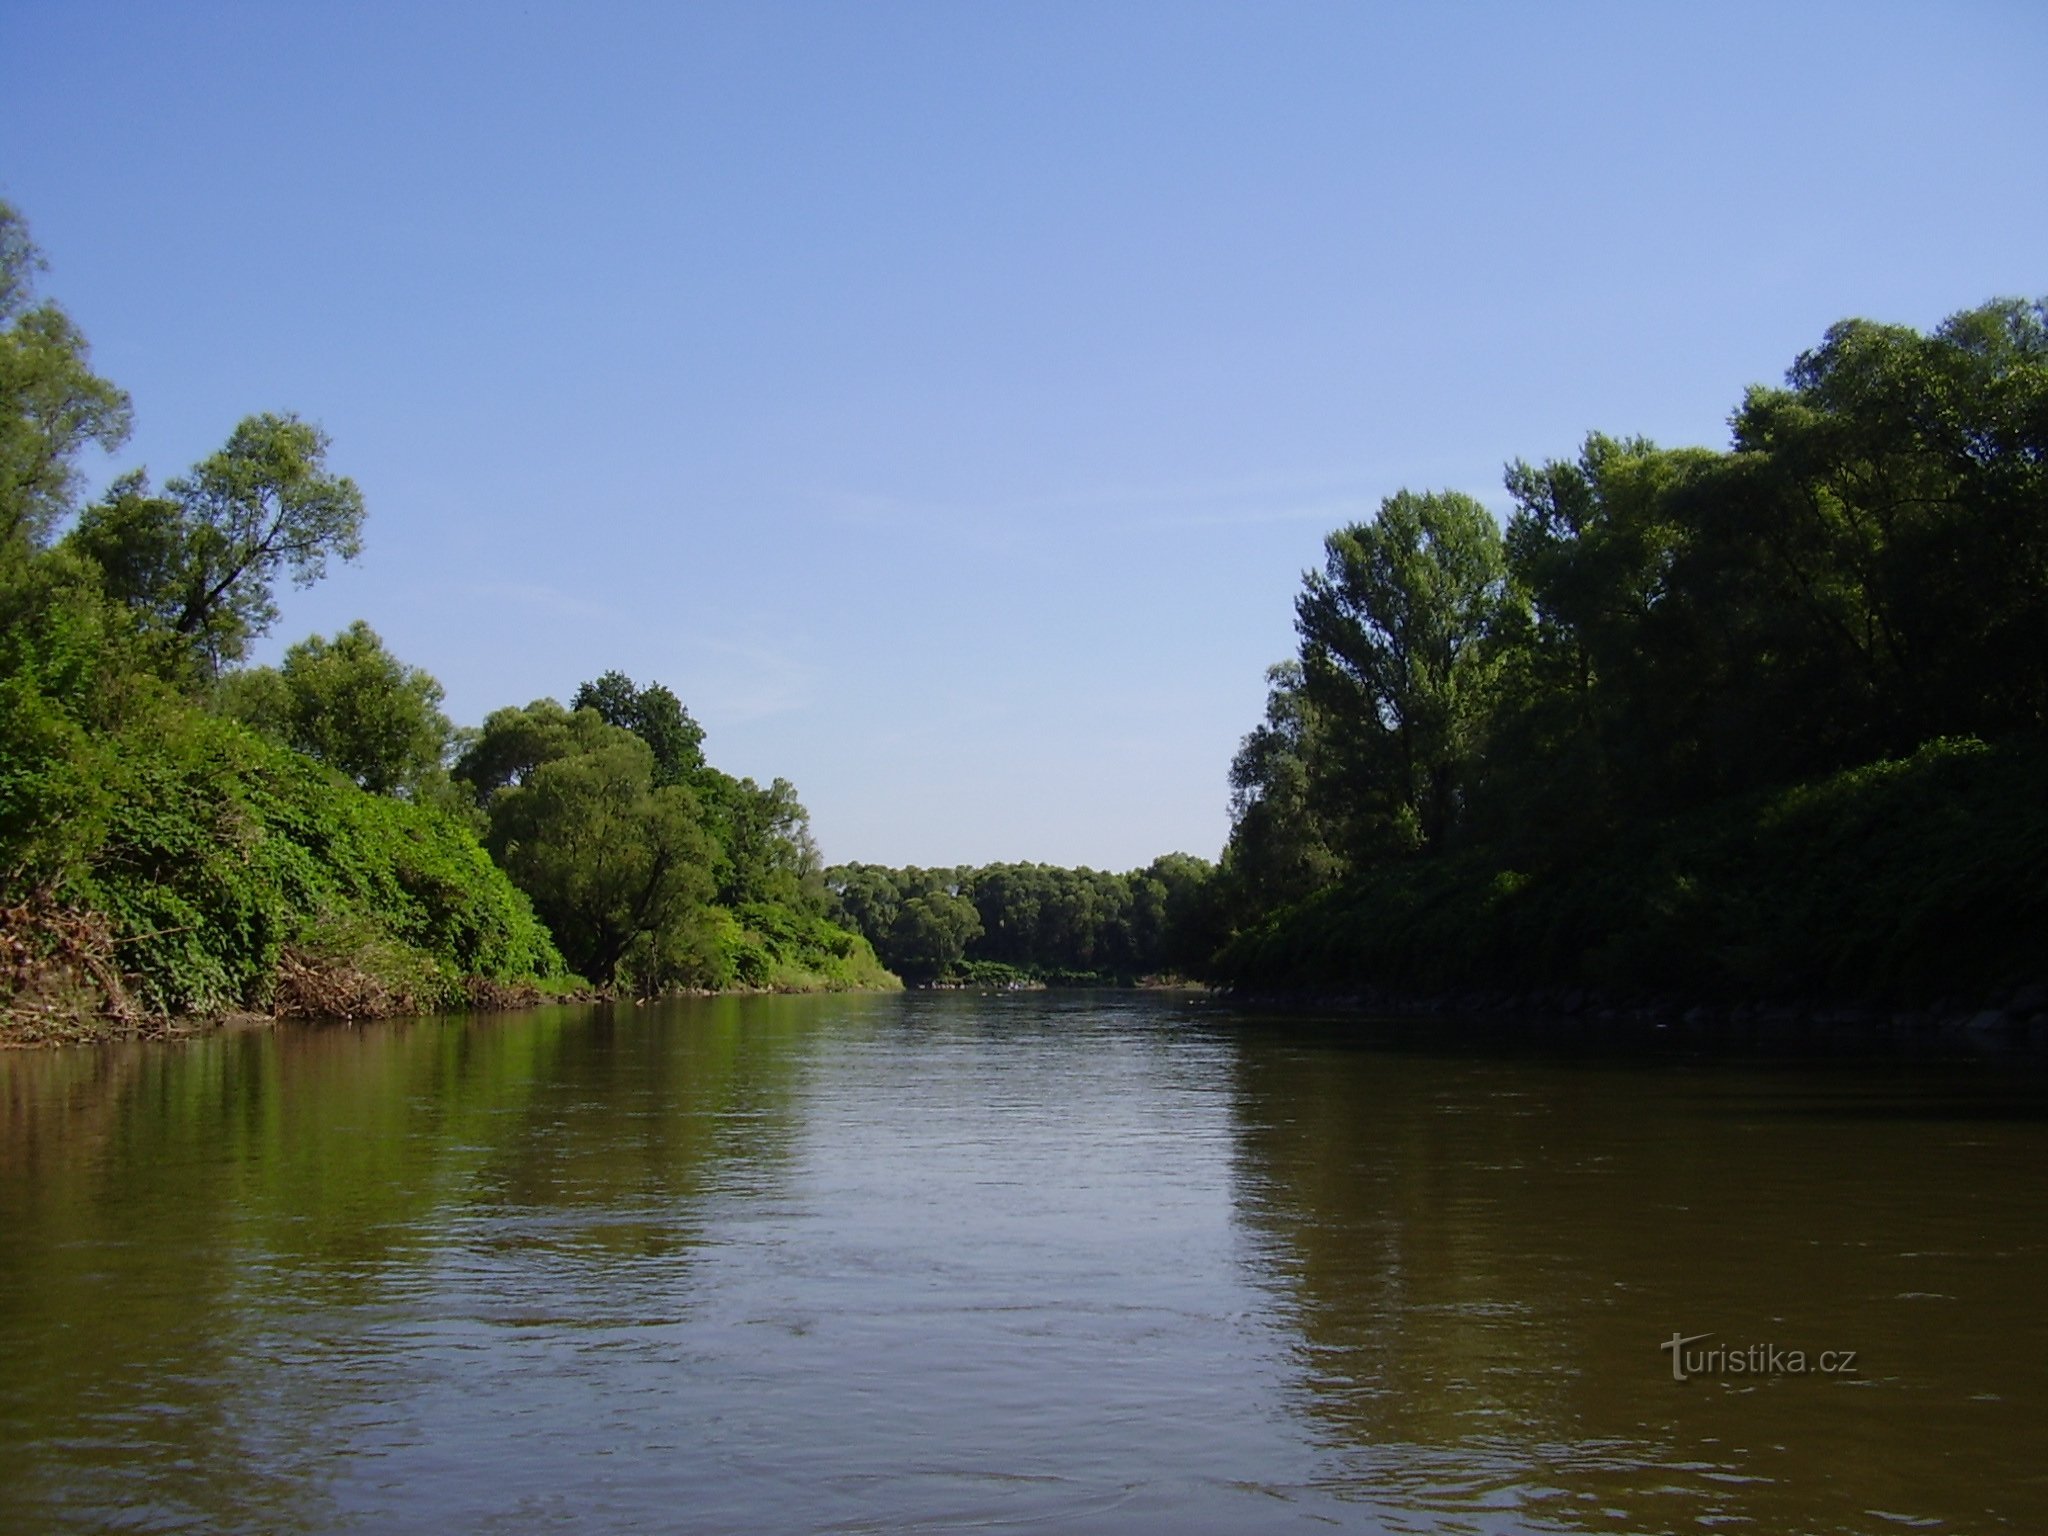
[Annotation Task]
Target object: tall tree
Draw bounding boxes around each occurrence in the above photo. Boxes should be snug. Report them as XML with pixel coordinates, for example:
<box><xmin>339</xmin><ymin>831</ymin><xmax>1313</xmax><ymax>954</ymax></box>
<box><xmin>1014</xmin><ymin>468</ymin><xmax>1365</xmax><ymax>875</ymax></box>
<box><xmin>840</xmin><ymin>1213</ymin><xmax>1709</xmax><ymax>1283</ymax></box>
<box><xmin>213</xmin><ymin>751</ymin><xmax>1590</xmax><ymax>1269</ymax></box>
<box><xmin>824</xmin><ymin>864</ymin><xmax>903</xmax><ymax>952</ymax></box>
<box><xmin>459</xmin><ymin>701</ymin><xmax>715</xmax><ymax>988</ymax></box>
<box><xmin>0</xmin><ymin>201</ymin><xmax>132</xmax><ymax>552</ymax></box>
<box><xmin>696</xmin><ymin>770</ymin><xmax>823</xmax><ymax>910</ymax></box>
<box><xmin>1492</xmin><ymin>435</ymin><xmax>1718</xmax><ymax>833</ymax></box>
<box><xmin>67</xmin><ymin>414</ymin><xmax>365</xmax><ymax>673</ymax></box>
<box><xmin>1721</xmin><ymin>298</ymin><xmax>2048</xmax><ymax>752</ymax></box>
<box><xmin>1222</xmin><ymin>661</ymin><xmax>1348</xmax><ymax>913</ymax></box>
<box><xmin>1295</xmin><ymin>490</ymin><xmax>1512</xmax><ymax>857</ymax></box>
<box><xmin>887</xmin><ymin>891</ymin><xmax>983</xmax><ymax>980</ymax></box>
<box><xmin>571</xmin><ymin>670</ymin><xmax>706</xmax><ymax>787</ymax></box>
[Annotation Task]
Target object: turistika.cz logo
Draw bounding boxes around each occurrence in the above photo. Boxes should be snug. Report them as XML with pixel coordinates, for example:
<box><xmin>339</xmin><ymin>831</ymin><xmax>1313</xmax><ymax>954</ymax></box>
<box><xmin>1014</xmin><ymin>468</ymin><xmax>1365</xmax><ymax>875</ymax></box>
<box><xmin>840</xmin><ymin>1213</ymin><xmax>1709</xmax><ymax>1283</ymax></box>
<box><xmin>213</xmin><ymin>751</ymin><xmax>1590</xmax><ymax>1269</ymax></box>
<box><xmin>1659</xmin><ymin>1332</ymin><xmax>1859</xmax><ymax>1382</ymax></box>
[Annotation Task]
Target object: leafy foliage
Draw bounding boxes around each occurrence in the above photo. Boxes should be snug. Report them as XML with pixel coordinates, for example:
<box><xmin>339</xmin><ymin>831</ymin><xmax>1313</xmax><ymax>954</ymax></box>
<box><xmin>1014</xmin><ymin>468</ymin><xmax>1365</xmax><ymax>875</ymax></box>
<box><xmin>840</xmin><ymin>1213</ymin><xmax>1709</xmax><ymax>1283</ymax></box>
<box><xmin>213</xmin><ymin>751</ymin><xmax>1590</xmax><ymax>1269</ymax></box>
<box><xmin>1216</xmin><ymin>738</ymin><xmax>2048</xmax><ymax>1006</ymax></box>
<box><xmin>1218</xmin><ymin>297</ymin><xmax>2048</xmax><ymax>1006</ymax></box>
<box><xmin>474</xmin><ymin>717</ymin><xmax>716</xmax><ymax>990</ymax></box>
<box><xmin>1296</xmin><ymin>490</ymin><xmax>1513</xmax><ymax>858</ymax></box>
<box><xmin>0</xmin><ymin>563</ymin><xmax>563</xmax><ymax>1021</ymax></box>
<box><xmin>0</xmin><ymin>201</ymin><xmax>132</xmax><ymax>551</ymax></box>
<box><xmin>219</xmin><ymin>620</ymin><xmax>454</xmax><ymax>796</ymax></box>
<box><xmin>570</xmin><ymin>670</ymin><xmax>706</xmax><ymax>787</ymax></box>
<box><xmin>456</xmin><ymin>687</ymin><xmax>875</xmax><ymax>998</ymax></box>
<box><xmin>67</xmin><ymin>414</ymin><xmax>364</xmax><ymax>674</ymax></box>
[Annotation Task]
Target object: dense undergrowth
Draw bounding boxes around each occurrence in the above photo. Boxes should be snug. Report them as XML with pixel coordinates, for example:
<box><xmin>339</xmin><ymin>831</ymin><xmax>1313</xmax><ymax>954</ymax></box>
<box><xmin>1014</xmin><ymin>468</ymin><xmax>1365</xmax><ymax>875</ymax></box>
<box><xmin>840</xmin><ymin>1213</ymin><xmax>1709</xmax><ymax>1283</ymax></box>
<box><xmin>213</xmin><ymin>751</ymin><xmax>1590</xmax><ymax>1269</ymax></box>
<box><xmin>0</xmin><ymin>557</ymin><xmax>570</xmax><ymax>1035</ymax></box>
<box><xmin>1215</xmin><ymin>736</ymin><xmax>2048</xmax><ymax>1008</ymax></box>
<box><xmin>0</xmin><ymin>562</ymin><xmax>894</xmax><ymax>1038</ymax></box>
<box><xmin>711</xmin><ymin>902</ymin><xmax>899</xmax><ymax>994</ymax></box>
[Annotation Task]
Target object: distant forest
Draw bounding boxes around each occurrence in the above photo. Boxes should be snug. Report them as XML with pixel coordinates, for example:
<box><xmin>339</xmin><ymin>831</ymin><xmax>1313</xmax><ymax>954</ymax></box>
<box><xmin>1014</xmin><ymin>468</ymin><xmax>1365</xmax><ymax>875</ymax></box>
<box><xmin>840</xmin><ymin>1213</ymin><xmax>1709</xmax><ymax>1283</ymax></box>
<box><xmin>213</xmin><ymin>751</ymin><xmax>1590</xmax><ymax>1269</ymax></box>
<box><xmin>4</xmin><ymin>184</ymin><xmax>2042</xmax><ymax>1037</ymax></box>
<box><xmin>820</xmin><ymin>857</ymin><xmax>1222</xmax><ymax>986</ymax></box>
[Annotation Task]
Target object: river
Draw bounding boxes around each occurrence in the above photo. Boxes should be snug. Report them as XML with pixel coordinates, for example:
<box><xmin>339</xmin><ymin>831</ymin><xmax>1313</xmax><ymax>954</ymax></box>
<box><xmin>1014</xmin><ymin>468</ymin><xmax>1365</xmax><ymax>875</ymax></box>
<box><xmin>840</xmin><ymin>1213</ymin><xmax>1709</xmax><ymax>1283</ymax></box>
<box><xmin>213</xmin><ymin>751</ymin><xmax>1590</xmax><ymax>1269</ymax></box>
<box><xmin>2</xmin><ymin>991</ymin><xmax>2043</xmax><ymax>1532</ymax></box>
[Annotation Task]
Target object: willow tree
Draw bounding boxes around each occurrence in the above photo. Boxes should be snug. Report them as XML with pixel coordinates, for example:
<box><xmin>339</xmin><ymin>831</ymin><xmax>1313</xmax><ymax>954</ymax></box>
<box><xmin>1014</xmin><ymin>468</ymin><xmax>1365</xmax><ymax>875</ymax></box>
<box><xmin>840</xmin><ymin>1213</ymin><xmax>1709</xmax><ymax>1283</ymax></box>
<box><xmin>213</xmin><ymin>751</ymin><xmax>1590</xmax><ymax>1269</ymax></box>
<box><xmin>460</xmin><ymin>703</ymin><xmax>715</xmax><ymax>990</ymax></box>
<box><xmin>67</xmin><ymin>413</ymin><xmax>365</xmax><ymax>675</ymax></box>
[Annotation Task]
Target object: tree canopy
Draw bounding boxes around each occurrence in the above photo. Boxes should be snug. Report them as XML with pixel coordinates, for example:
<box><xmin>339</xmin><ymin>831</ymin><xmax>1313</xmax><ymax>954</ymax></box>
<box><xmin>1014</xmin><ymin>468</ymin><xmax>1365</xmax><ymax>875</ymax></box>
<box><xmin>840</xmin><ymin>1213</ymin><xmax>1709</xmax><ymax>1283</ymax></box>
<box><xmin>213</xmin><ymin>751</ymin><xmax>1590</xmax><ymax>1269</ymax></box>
<box><xmin>823</xmin><ymin>856</ymin><xmax>1220</xmax><ymax>984</ymax></box>
<box><xmin>1</xmin><ymin>197</ymin><xmax>887</xmax><ymax>1035</ymax></box>
<box><xmin>1294</xmin><ymin>489</ymin><xmax>1512</xmax><ymax>858</ymax></box>
<box><xmin>570</xmin><ymin>670</ymin><xmax>706</xmax><ymax>788</ymax></box>
<box><xmin>67</xmin><ymin>414</ymin><xmax>365</xmax><ymax>674</ymax></box>
<box><xmin>0</xmin><ymin>201</ymin><xmax>132</xmax><ymax>553</ymax></box>
<box><xmin>478</xmin><ymin>719</ymin><xmax>716</xmax><ymax>990</ymax></box>
<box><xmin>1214</xmin><ymin>294</ymin><xmax>2048</xmax><ymax>1006</ymax></box>
<box><xmin>220</xmin><ymin>620</ymin><xmax>454</xmax><ymax>797</ymax></box>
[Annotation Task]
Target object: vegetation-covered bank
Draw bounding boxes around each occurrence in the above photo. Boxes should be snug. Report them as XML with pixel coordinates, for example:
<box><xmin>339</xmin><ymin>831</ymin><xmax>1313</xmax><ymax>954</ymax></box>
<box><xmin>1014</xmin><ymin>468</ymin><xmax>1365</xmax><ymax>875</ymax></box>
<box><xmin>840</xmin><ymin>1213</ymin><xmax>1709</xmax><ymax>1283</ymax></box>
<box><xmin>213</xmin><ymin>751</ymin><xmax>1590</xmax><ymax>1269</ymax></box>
<box><xmin>0</xmin><ymin>583</ymin><xmax>572</xmax><ymax>1043</ymax></box>
<box><xmin>0</xmin><ymin>200</ymin><xmax>892</xmax><ymax>1044</ymax></box>
<box><xmin>1216</xmin><ymin>736</ymin><xmax>2047</xmax><ymax>1019</ymax></box>
<box><xmin>1209</xmin><ymin>296</ymin><xmax>2048</xmax><ymax>1018</ymax></box>
<box><xmin>11</xmin><ymin>181</ymin><xmax>2038</xmax><ymax>1039</ymax></box>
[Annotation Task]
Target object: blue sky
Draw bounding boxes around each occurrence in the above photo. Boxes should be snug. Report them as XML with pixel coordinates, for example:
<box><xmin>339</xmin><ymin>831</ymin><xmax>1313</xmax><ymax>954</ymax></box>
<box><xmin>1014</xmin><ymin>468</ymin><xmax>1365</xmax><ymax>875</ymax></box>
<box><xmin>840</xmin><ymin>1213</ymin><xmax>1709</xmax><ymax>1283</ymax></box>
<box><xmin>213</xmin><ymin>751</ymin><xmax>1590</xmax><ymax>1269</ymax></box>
<box><xmin>5</xmin><ymin>1</ymin><xmax>2044</xmax><ymax>868</ymax></box>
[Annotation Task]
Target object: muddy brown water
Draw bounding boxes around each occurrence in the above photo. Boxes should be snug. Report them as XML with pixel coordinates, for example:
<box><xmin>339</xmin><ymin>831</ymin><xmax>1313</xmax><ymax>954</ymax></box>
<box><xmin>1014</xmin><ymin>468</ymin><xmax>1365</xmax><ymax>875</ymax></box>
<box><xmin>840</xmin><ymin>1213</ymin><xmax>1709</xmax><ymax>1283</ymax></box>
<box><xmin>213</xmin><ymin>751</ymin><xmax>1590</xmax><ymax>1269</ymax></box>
<box><xmin>2</xmin><ymin>991</ymin><xmax>2043</xmax><ymax>1532</ymax></box>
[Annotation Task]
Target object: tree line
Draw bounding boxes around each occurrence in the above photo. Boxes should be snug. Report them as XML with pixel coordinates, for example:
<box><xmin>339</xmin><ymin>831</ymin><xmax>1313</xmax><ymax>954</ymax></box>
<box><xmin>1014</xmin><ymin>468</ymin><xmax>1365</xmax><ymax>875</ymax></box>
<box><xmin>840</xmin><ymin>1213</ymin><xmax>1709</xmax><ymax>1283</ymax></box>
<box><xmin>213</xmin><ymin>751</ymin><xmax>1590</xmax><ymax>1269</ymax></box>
<box><xmin>823</xmin><ymin>855</ymin><xmax>1222</xmax><ymax>985</ymax></box>
<box><xmin>8</xmin><ymin>178</ymin><xmax>2037</xmax><ymax>1025</ymax></box>
<box><xmin>0</xmin><ymin>200</ymin><xmax>887</xmax><ymax>1033</ymax></box>
<box><xmin>1213</xmin><ymin>296</ymin><xmax>2048</xmax><ymax>1004</ymax></box>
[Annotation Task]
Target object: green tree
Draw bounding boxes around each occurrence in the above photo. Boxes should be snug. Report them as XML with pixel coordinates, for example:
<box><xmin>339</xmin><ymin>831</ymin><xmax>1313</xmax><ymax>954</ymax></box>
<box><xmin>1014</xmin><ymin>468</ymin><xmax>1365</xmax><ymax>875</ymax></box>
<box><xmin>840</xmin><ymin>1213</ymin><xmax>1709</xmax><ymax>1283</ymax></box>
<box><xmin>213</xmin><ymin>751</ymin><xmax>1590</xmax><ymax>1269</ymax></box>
<box><xmin>570</xmin><ymin>670</ymin><xmax>706</xmax><ymax>788</ymax></box>
<box><xmin>824</xmin><ymin>863</ymin><xmax>903</xmax><ymax>954</ymax></box>
<box><xmin>452</xmin><ymin>697</ymin><xmax>586</xmax><ymax>800</ymax></box>
<box><xmin>887</xmin><ymin>890</ymin><xmax>983</xmax><ymax>980</ymax></box>
<box><xmin>472</xmin><ymin>712</ymin><xmax>715</xmax><ymax>987</ymax></box>
<box><xmin>0</xmin><ymin>202</ymin><xmax>133</xmax><ymax>553</ymax></box>
<box><xmin>1295</xmin><ymin>490</ymin><xmax>1512</xmax><ymax>857</ymax></box>
<box><xmin>219</xmin><ymin>620</ymin><xmax>454</xmax><ymax>796</ymax></box>
<box><xmin>1221</xmin><ymin>661</ymin><xmax>1348</xmax><ymax>914</ymax></box>
<box><xmin>1491</xmin><ymin>435</ymin><xmax>1719</xmax><ymax>834</ymax></box>
<box><xmin>1136</xmin><ymin>851</ymin><xmax>1223</xmax><ymax>975</ymax></box>
<box><xmin>697</xmin><ymin>769</ymin><xmax>823</xmax><ymax>910</ymax></box>
<box><xmin>67</xmin><ymin>413</ymin><xmax>365</xmax><ymax>673</ymax></box>
<box><xmin>1721</xmin><ymin>298</ymin><xmax>2048</xmax><ymax>752</ymax></box>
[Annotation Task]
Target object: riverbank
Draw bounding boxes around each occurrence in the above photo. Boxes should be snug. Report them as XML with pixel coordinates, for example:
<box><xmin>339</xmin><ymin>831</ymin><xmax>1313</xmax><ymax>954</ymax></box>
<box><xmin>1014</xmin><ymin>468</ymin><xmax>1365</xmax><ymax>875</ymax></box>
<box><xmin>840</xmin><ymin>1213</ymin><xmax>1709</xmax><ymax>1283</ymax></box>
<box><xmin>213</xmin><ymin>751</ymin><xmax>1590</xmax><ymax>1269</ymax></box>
<box><xmin>1225</xmin><ymin>979</ymin><xmax>2048</xmax><ymax>1052</ymax></box>
<box><xmin>1213</xmin><ymin>736</ymin><xmax>2048</xmax><ymax>1019</ymax></box>
<box><xmin>1</xmin><ymin>915</ymin><xmax>902</xmax><ymax>1048</ymax></box>
<box><xmin>1</xmin><ymin>968</ymin><xmax>908</xmax><ymax>1048</ymax></box>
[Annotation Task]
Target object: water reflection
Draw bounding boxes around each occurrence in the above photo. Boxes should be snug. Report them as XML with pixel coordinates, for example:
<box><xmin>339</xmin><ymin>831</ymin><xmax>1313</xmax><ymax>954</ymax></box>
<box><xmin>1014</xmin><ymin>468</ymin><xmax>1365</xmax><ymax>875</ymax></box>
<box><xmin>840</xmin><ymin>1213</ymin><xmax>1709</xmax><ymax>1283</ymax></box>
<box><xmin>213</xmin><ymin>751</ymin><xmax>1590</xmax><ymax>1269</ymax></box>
<box><xmin>2</xmin><ymin>998</ymin><xmax>2045</xmax><ymax>1533</ymax></box>
<box><xmin>0</xmin><ymin>999</ymin><xmax>817</xmax><ymax>1533</ymax></box>
<box><xmin>1225</xmin><ymin>1017</ymin><xmax>2048</xmax><ymax>1532</ymax></box>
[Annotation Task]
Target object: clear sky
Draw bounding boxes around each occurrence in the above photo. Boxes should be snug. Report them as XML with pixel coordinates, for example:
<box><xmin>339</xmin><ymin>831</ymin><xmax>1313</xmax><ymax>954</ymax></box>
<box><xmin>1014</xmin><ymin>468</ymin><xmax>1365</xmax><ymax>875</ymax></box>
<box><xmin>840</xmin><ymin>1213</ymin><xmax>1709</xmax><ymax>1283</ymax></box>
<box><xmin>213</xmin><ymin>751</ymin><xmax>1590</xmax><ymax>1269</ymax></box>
<box><xmin>4</xmin><ymin>1</ymin><xmax>2044</xmax><ymax>870</ymax></box>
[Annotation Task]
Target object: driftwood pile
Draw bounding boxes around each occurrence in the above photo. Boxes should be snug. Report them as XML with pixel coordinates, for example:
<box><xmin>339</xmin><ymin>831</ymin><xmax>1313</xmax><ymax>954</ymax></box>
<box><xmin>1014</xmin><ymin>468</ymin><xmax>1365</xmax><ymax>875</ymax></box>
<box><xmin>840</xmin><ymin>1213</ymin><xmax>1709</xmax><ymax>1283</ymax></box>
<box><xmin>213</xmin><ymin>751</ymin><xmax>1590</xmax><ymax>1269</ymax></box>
<box><xmin>0</xmin><ymin>894</ymin><xmax>138</xmax><ymax>1042</ymax></box>
<box><xmin>272</xmin><ymin>949</ymin><xmax>547</xmax><ymax>1022</ymax></box>
<box><xmin>271</xmin><ymin>945</ymin><xmax>416</xmax><ymax>1022</ymax></box>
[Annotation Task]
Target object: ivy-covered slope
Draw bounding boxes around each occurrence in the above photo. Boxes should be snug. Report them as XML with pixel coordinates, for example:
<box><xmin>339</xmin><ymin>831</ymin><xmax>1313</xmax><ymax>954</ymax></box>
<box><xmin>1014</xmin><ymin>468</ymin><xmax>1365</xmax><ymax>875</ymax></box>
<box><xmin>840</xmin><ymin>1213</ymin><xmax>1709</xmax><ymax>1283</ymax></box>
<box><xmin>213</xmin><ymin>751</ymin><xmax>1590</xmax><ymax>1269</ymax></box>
<box><xmin>2</xmin><ymin>558</ymin><xmax>565</xmax><ymax>1037</ymax></box>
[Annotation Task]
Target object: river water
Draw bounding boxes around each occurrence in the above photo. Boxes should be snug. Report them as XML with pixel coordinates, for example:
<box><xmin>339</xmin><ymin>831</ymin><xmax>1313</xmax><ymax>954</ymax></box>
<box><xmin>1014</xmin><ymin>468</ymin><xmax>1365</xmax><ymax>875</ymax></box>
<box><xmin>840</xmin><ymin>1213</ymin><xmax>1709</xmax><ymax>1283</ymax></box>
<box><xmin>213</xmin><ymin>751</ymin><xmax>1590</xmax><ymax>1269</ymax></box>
<box><xmin>1</xmin><ymin>991</ymin><xmax>2043</xmax><ymax>1533</ymax></box>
